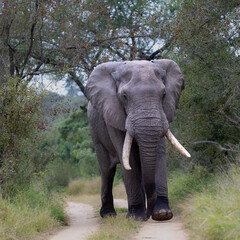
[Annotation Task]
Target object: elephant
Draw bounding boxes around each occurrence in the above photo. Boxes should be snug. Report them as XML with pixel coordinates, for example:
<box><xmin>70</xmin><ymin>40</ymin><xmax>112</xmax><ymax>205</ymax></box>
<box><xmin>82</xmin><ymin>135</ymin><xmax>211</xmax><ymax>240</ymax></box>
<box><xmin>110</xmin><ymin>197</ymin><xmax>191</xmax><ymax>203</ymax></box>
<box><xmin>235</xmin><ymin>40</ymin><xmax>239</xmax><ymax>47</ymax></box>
<box><xmin>85</xmin><ymin>59</ymin><xmax>190</xmax><ymax>221</ymax></box>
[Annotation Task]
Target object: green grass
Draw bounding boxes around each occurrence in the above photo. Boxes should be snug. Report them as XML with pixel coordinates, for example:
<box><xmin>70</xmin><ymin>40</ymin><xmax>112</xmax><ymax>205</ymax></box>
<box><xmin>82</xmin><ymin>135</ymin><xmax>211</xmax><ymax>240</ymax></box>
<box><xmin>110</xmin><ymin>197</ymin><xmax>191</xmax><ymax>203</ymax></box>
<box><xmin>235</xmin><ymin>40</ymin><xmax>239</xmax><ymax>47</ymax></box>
<box><xmin>167</xmin><ymin>164</ymin><xmax>240</xmax><ymax>240</ymax></box>
<box><xmin>168</xmin><ymin>166</ymin><xmax>210</xmax><ymax>213</ymax></box>
<box><xmin>180</xmin><ymin>166</ymin><xmax>240</xmax><ymax>240</ymax></box>
<box><xmin>0</xmin><ymin>183</ymin><xmax>67</xmax><ymax>240</ymax></box>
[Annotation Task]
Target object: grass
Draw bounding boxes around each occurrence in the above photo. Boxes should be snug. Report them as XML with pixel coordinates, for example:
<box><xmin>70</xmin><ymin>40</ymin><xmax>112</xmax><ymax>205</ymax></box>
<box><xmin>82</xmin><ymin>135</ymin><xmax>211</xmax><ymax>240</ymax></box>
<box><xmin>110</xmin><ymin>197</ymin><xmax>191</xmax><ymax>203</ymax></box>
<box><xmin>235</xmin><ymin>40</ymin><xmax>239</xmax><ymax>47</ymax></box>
<box><xmin>168</xmin><ymin>166</ymin><xmax>210</xmax><ymax>213</ymax></box>
<box><xmin>0</xmin><ymin>183</ymin><xmax>67</xmax><ymax>240</ymax></box>
<box><xmin>87</xmin><ymin>213</ymin><xmax>140</xmax><ymax>240</ymax></box>
<box><xmin>67</xmin><ymin>177</ymin><xmax>101</xmax><ymax>195</ymax></box>
<box><xmin>180</xmin><ymin>166</ymin><xmax>240</xmax><ymax>240</ymax></box>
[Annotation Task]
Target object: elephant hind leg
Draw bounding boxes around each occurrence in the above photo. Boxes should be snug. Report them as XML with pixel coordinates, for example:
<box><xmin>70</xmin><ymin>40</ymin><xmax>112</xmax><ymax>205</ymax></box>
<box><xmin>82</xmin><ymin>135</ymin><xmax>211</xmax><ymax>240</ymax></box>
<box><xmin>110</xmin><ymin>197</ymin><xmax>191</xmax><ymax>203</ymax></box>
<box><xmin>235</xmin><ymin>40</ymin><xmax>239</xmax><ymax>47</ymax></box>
<box><xmin>94</xmin><ymin>143</ymin><xmax>117</xmax><ymax>218</ymax></box>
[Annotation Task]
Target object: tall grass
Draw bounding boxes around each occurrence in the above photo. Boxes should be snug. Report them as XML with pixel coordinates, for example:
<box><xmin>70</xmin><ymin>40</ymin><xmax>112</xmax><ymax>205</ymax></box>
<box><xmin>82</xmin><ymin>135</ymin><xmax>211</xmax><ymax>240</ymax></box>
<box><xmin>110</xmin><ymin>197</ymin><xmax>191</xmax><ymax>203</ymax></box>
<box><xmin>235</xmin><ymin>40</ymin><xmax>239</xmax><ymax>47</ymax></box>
<box><xmin>181</xmin><ymin>166</ymin><xmax>240</xmax><ymax>240</ymax></box>
<box><xmin>0</xmin><ymin>182</ymin><xmax>66</xmax><ymax>240</ymax></box>
<box><xmin>168</xmin><ymin>166</ymin><xmax>210</xmax><ymax>213</ymax></box>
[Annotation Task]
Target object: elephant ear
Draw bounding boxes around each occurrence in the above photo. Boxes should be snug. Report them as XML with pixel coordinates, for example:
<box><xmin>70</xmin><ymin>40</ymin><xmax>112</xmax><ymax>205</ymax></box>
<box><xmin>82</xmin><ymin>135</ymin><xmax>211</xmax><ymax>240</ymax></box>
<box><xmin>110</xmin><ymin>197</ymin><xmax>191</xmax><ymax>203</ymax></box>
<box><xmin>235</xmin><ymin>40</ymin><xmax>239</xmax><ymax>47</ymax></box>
<box><xmin>85</xmin><ymin>62</ymin><xmax>126</xmax><ymax>131</ymax></box>
<box><xmin>153</xmin><ymin>59</ymin><xmax>184</xmax><ymax>122</ymax></box>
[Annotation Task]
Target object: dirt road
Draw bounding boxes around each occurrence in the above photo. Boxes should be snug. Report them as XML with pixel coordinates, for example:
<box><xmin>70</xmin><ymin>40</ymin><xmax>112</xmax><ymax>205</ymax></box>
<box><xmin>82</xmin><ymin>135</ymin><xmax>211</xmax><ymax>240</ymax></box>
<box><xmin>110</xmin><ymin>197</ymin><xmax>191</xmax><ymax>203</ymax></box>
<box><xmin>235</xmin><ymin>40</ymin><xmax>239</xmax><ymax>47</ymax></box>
<box><xmin>132</xmin><ymin>217</ymin><xmax>189</xmax><ymax>240</ymax></box>
<box><xmin>48</xmin><ymin>199</ymin><xmax>189</xmax><ymax>240</ymax></box>
<box><xmin>48</xmin><ymin>202</ymin><xmax>98</xmax><ymax>240</ymax></box>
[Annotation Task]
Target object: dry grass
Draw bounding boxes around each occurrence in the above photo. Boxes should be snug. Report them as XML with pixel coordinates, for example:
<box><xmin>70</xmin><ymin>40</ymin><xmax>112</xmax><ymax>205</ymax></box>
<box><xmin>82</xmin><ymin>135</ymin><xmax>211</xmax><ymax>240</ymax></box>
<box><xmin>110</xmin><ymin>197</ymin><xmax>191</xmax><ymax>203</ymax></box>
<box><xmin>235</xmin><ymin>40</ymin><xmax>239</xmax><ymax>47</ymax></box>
<box><xmin>113</xmin><ymin>182</ymin><xmax>127</xmax><ymax>200</ymax></box>
<box><xmin>67</xmin><ymin>177</ymin><xmax>101</xmax><ymax>195</ymax></box>
<box><xmin>87</xmin><ymin>212</ymin><xmax>141</xmax><ymax>240</ymax></box>
<box><xmin>67</xmin><ymin>194</ymin><xmax>100</xmax><ymax>208</ymax></box>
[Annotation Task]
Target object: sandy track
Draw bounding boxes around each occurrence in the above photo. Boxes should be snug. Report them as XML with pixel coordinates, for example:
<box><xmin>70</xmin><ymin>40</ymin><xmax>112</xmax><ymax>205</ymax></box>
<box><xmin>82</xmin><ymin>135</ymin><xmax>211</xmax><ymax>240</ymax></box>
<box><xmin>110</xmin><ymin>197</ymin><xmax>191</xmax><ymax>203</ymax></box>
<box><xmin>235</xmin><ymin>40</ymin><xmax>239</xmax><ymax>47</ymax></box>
<box><xmin>132</xmin><ymin>217</ymin><xmax>189</xmax><ymax>240</ymax></box>
<box><xmin>49</xmin><ymin>199</ymin><xmax>189</xmax><ymax>240</ymax></box>
<box><xmin>115</xmin><ymin>199</ymin><xmax>189</xmax><ymax>240</ymax></box>
<box><xmin>48</xmin><ymin>202</ymin><xmax>98</xmax><ymax>240</ymax></box>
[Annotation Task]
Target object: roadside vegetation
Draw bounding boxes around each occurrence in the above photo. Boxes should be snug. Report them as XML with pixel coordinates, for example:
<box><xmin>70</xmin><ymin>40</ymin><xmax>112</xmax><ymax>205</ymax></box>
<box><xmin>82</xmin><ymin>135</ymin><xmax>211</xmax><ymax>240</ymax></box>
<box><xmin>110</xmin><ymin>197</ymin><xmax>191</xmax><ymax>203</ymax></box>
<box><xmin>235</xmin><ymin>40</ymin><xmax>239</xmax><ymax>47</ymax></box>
<box><xmin>0</xmin><ymin>183</ymin><xmax>66</xmax><ymax>240</ymax></box>
<box><xmin>181</xmin><ymin>166</ymin><xmax>240</xmax><ymax>240</ymax></box>
<box><xmin>166</xmin><ymin>165</ymin><xmax>240</xmax><ymax>240</ymax></box>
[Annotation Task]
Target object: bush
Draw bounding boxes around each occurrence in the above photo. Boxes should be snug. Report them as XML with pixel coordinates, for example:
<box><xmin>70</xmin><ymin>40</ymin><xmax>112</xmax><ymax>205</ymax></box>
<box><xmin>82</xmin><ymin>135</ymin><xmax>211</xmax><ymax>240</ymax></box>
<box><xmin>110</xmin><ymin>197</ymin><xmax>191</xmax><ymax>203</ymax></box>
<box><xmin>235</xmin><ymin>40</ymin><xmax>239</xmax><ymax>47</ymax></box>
<box><xmin>0</xmin><ymin>78</ymin><xmax>46</xmax><ymax>196</ymax></box>
<box><xmin>44</xmin><ymin>160</ymin><xmax>78</xmax><ymax>190</ymax></box>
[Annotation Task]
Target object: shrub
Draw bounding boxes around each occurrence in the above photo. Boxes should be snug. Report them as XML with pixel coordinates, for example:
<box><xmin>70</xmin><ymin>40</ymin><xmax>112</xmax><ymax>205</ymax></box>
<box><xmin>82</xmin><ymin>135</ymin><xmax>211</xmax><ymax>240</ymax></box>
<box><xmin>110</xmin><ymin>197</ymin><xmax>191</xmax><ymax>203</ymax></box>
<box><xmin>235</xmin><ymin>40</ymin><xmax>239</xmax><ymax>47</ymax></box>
<box><xmin>0</xmin><ymin>78</ymin><xmax>46</xmax><ymax>196</ymax></box>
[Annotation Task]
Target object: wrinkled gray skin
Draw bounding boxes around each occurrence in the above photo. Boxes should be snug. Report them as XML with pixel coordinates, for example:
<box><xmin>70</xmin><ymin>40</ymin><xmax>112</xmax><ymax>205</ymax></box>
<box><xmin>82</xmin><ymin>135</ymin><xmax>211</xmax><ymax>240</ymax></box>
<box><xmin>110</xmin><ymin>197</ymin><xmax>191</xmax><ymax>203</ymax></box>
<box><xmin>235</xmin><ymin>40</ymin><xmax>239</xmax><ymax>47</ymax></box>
<box><xmin>85</xmin><ymin>59</ymin><xmax>184</xmax><ymax>221</ymax></box>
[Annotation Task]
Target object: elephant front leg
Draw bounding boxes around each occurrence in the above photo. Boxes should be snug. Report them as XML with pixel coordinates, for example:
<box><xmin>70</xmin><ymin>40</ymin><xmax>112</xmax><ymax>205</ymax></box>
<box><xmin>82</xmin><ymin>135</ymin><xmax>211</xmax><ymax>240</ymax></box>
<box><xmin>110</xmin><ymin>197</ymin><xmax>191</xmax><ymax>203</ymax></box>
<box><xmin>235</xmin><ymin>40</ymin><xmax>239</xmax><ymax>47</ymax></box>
<box><xmin>122</xmin><ymin>168</ymin><xmax>147</xmax><ymax>221</ymax></box>
<box><xmin>122</xmin><ymin>144</ymin><xmax>147</xmax><ymax>221</ymax></box>
<box><xmin>152</xmin><ymin>138</ymin><xmax>173</xmax><ymax>221</ymax></box>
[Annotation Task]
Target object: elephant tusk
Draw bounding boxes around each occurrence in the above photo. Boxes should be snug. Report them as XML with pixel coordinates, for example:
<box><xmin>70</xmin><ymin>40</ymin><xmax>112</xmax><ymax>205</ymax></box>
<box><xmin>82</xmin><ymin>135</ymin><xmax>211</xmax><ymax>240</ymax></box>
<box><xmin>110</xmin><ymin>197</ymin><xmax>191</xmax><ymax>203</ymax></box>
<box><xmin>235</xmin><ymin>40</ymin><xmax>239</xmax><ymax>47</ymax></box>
<box><xmin>165</xmin><ymin>129</ymin><xmax>191</xmax><ymax>158</ymax></box>
<box><xmin>122</xmin><ymin>131</ymin><xmax>133</xmax><ymax>170</ymax></box>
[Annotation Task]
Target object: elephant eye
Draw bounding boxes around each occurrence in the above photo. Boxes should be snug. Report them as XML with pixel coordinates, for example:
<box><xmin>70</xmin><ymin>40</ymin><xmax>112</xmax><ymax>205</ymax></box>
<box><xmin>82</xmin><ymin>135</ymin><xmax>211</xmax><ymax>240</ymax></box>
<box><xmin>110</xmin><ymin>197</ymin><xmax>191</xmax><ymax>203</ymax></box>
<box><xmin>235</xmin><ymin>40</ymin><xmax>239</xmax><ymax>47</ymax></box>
<box><xmin>122</xmin><ymin>93</ymin><xmax>128</xmax><ymax>102</ymax></box>
<box><xmin>163</xmin><ymin>90</ymin><xmax>166</xmax><ymax>99</ymax></box>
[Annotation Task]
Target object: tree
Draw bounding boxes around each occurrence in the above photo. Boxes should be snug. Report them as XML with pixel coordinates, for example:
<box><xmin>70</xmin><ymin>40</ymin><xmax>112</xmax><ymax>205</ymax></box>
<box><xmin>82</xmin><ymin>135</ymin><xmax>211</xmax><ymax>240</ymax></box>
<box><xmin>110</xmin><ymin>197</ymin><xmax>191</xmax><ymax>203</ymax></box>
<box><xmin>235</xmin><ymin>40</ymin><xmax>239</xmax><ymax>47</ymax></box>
<box><xmin>168</xmin><ymin>0</ymin><xmax>240</xmax><ymax>167</ymax></box>
<box><xmin>0</xmin><ymin>0</ymin><xmax>172</xmax><ymax>94</ymax></box>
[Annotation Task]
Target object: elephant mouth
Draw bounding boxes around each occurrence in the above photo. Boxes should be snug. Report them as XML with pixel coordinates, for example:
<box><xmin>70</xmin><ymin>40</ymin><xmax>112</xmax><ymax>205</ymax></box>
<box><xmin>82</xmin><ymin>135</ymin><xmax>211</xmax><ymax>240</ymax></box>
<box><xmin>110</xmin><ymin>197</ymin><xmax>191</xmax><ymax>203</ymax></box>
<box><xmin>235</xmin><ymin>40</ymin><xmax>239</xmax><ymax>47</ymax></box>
<box><xmin>122</xmin><ymin>130</ymin><xmax>191</xmax><ymax>170</ymax></box>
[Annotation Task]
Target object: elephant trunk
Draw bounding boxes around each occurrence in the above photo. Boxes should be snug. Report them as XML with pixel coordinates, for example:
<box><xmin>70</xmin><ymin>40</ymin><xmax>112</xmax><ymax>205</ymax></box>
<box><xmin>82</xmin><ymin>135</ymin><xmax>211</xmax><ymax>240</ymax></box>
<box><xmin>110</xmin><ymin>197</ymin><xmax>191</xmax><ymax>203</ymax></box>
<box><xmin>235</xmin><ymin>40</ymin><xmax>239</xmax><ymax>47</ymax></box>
<box><xmin>134</xmin><ymin>123</ymin><xmax>162</xmax><ymax>217</ymax></box>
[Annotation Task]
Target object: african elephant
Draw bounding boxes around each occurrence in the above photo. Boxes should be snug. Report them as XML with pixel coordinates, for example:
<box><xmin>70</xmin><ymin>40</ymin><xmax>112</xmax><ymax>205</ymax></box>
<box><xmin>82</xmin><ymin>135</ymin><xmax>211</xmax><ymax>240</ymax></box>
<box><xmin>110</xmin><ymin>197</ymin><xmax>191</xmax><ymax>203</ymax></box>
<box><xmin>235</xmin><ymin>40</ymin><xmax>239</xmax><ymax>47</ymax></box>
<box><xmin>85</xmin><ymin>59</ymin><xmax>190</xmax><ymax>221</ymax></box>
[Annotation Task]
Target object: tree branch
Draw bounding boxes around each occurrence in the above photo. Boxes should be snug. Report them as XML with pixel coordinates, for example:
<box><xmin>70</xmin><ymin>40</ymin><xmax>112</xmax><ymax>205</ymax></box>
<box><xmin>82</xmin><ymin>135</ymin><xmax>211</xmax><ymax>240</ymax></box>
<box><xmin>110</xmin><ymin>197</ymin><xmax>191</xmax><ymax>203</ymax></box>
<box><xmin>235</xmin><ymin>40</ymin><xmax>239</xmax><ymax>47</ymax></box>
<box><xmin>68</xmin><ymin>71</ymin><xmax>87</xmax><ymax>98</ymax></box>
<box><xmin>20</xmin><ymin>0</ymin><xmax>39</xmax><ymax>77</ymax></box>
<box><xmin>139</xmin><ymin>38</ymin><xmax>174</xmax><ymax>60</ymax></box>
<box><xmin>107</xmin><ymin>46</ymin><xmax>127</xmax><ymax>61</ymax></box>
<box><xmin>192</xmin><ymin>141</ymin><xmax>240</xmax><ymax>153</ymax></box>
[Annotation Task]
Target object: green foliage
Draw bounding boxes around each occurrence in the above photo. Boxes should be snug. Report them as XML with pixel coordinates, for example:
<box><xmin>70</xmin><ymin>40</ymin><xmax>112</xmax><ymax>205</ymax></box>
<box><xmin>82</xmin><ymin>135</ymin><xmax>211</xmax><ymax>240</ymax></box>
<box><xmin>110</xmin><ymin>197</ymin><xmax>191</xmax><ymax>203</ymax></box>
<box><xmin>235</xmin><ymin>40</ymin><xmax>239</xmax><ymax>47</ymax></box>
<box><xmin>37</xmin><ymin>109</ymin><xmax>99</xmax><ymax>189</ymax></box>
<box><xmin>0</xmin><ymin>78</ymin><xmax>46</xmax><ymax>196</ymax></box>
<box><xmin>44</xmin><ymin>160</ymin><xmax>79</xmax><ymax>190</ymax></box>
<box><xmin>168</xmin><ymin>0</ymin><xmax>240</xmax><ymax>169</ymax></box>
<box><xmin>55</xmin><ymin>109</ymin><xmax>98</xmax><ymax>177</ymax></box>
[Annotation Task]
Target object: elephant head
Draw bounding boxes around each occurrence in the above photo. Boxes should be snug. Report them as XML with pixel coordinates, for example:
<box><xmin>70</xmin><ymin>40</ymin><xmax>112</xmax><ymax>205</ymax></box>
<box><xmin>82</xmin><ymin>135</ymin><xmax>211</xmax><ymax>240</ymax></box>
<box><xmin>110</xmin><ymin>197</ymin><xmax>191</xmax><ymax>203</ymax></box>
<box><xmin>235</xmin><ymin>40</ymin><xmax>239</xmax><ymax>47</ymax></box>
<box><xmin>85</xmin><ymin>60</ymin><xmax>190</xmax><ymax>213</ymax></box>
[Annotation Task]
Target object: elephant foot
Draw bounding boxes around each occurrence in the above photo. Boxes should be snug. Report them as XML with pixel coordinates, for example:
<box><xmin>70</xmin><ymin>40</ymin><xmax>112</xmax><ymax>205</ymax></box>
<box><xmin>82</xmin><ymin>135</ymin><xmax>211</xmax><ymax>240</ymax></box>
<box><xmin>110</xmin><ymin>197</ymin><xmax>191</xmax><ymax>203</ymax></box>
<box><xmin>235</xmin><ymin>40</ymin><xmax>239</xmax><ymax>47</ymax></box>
<box><xmin>126</xmin><ymin>204</ymin><xmax>147</xmax><ymax>221</ymax></box>
<box><xmin>100</xmin><ymin>206</ymin><xmax>117</xmax><ymax>218</ymax></box>
<box><xmin>151</xmin><ymin>196</ymin><xmax>173</xmax><ymax>221</ymax></box>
